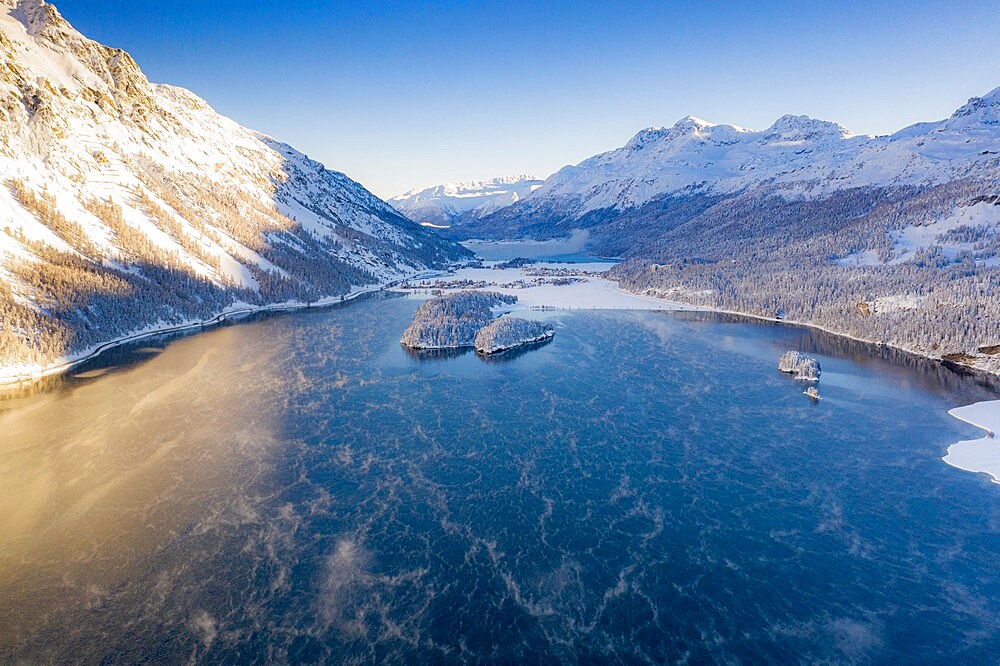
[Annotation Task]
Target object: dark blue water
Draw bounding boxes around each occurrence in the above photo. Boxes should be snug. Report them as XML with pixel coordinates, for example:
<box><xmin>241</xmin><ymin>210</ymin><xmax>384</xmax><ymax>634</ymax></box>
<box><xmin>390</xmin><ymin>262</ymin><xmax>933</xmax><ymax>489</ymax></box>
<box><xmin>1</xmin><ymin>296</ymin><xmax>998</xmax><ymax>664</ymax></box>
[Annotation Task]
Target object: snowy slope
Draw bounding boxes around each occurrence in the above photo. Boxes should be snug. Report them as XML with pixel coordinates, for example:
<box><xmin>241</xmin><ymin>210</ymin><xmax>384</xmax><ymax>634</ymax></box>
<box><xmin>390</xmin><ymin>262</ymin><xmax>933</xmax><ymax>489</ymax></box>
<box><xmin>0</xmin><ymin>0</ymin><xmax>468</xmax><ymax>375</ymax></box>
<box><xmin>389</xmin><ymin>175</ymin><xmax>544</xmax><ymax>227</ymax></box>
<box><xmin>505</xmin><ymin>92</ymin><xmax>1000</xmax><ymax>220</ymax></box>
<box><xmin>438</xmin><ymin>87</ymin><xmax>1000</xmax><ymax>376</ymax></box>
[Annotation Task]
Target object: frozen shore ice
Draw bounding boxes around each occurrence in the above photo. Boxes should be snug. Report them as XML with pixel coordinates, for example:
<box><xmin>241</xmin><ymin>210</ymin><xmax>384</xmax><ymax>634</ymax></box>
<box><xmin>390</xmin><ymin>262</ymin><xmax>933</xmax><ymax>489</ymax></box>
<box><xmin>943</xmin><ymin>400</ymin><xmax>1000</xmax><ymax>484</ymax></box>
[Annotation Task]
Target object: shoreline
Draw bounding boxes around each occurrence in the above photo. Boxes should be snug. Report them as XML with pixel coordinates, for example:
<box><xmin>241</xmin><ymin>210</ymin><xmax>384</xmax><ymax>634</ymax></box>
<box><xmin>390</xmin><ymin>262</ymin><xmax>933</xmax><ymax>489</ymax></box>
<box><xmin>4</xmin><ymin>259</ymin><xmax>997</xmax><ymax>392</ymax></box>
<box><xmin>478</xmin><ymin>329</ymin><xmax>555</xmax><ymax>355</ymax></box>
<box><xmin>0</xmin><ymin>289</ymin><xmax>376</xmax><ymax>388</ymax></box>
<box><xmin>624</xmin><ymin>289</ymin><xmax>1000</xmax><ymax>381</ymax></box>
<box><xmin>0</xmin><ymin>270</ymin><xmax>446</xmax><ymax>389</ymax></box>
<box><xmin>6</xmin><ymin>254</ymin><xmax>1000</xmax><ymax>488</ymax></box>
<box><xmin>403</xmin><ymin>259</ymin><xmax>999</xmax><ymax>380</ymax></box>
<box><xmin>402</xmin><ymin>261</ymin><xmax>1000</xmax><ymax>485</ymax></box>
<box><xmin>616</xmin><ymin>285</ymin><xmax>1000</xmax><ymax>489</ymax></box>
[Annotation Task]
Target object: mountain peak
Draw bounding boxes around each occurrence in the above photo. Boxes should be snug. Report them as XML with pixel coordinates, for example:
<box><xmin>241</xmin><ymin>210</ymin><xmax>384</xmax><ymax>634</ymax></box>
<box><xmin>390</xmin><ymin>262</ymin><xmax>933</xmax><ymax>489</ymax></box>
<box><xmin>390</xmin><ymin>175</ymin><xmax>545</xmax><ymax>226</ymax></box>
<box><xmin>457</xmin><ymin>174</ymin><xmax>541</xmax><ymax>189</ymax></box>
<box><xmin>673</xmin><ymin>115</ymin><xmax>714</xmax><ymax>130</ymax></box>
<box><xmin>950</xmin><ymin>87</ymin><xmax>1000</xmax><ymax>122</ymax></box>
<box><xmin>764</xmin><ymin>114</ymin><xmax>854</xmax><ymax>142</ymax></box>
<box><xmin>624</xmin><ymin>116</ymin><xmax>750</xmax><ymax>152</ymax></box>
<box><xmin>9</xmin><ymin>0</ymin><xmax>71</xmax><ymax>38</ymax></box>
<box><xmin>396</xmin><ymin>175</ymin><xmax>542</xmax><ymax>199</ymax></box>
<box><xmin>624</xmin><ymin>127</ymin><xmax>670</xmax><ymax>150</ymax></box>
<box><xmin>0</xmin><ymin>0</ymin><xmax>468</xmax><ymax>373</ymax></box>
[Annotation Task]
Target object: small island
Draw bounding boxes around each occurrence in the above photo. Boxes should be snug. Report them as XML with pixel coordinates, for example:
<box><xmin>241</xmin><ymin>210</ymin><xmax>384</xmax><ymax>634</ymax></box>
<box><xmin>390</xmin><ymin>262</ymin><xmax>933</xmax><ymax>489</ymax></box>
<box><xmin>778</xmin><ymin>351</ymin><xmax>821</xmax><ymax>381</ymax></box>
<box><xmin>474</xmin><ymin>317</ymin><xmax>555</xmax><ymax>355</ymax></box>
<box><xmin>400</xmin><ymin>291</ymin><xmax>517</xmax><ymax>349</ymax></box>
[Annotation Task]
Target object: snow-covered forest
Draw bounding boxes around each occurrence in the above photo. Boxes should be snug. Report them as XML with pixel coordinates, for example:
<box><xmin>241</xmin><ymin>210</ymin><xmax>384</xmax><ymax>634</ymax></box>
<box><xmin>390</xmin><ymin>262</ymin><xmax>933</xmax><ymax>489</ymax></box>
<box><xmin>400</xmin><ymin>291</ymin><xmax>516</xmax><ymax>349</ymax></box>
<box><xmin>607</xmin><ymin>182</ymin><xmax>1000</xmax><ymax>373</ymax></box>
<box><xmin>0</xmin><ymin>1</ymin><xmax>468</xmax><ymax>375</ymax></box>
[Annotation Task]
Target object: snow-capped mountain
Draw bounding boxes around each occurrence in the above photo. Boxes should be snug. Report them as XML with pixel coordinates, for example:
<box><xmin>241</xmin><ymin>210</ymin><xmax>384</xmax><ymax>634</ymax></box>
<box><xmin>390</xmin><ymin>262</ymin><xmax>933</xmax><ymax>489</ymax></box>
<box><xmin>448</xmin><ymin>90</ymin><xmax>1000</xmax><ymax>374</ymax></box>
<box><xmin>530</xmin><ymin>114</ymin><xmax>865</xmax><ymax>215</ymax></box>
<box><xmin>389</xmin><ymin>175</ymin><xmax>543</xmax><ymax>227</ymax></box>
<box><xmin>456</xmin><ymin>91</ymin><xmax>1000</xmax><ymax>238</ymax></box>
<box><xmin>0</xmin><ymin>0</ymin><xmax>468</xmax><ymax>379</ymax></box>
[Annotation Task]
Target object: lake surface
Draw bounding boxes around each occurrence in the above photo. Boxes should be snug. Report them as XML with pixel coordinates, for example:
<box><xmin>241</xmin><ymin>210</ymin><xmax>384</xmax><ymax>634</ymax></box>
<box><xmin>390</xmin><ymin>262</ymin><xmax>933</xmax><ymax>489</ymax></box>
<box><xmin>1</xmin><ymin>296</ymin><xmax>999</xmax><ymax>664</ymax></box>
<box><xmin>460</xmin><ymin>230</ymin><xmax>599</xmax><ymax>262</ymax></box>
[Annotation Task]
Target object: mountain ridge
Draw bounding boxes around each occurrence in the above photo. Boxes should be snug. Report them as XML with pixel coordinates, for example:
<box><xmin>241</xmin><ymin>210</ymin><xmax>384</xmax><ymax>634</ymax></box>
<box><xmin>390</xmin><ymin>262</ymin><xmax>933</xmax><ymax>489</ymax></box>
<box><xmin>0</xmin><ymin>0</ymin><xmax>468</xmax><ymax>381</ymax></box>
<box><xmin>389</xmin><ymin>175</ymin><xmax>544</xmax><ymax>228</ymax></box>
<box><xmin>442</xmin><ymin>88</ymin><xmax>1000</xmax><ymax>375</ymax></box>
<box><xmin>534</xmin><ymin>94</ymin><xmax>998</xmax><ymax>215</ymax></box>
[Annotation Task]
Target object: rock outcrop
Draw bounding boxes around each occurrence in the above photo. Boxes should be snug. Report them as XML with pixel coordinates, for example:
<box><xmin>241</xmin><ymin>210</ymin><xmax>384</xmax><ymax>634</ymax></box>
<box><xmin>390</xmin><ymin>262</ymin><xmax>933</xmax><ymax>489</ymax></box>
<box><xmin>778</xmin><ymin>351</ymin><xmax>821</xmax><ymax>381</ymax></box>
<box><xmin>474</xmin><ymin>317</ymin><xmax>554</xmax><ymax>355</ymax></box>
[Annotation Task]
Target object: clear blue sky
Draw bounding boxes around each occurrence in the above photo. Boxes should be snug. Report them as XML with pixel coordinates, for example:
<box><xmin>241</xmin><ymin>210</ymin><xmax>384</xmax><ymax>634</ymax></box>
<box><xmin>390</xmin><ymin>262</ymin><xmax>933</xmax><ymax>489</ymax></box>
<box><xmin>54</xmin><ymin>0</ymin><xmax>1000</xmax><ymax>198</ymax></box>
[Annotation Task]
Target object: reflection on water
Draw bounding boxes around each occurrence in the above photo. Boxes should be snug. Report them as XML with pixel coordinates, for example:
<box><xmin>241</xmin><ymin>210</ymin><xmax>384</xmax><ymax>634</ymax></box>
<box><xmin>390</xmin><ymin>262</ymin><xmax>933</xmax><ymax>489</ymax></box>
<box><xmin>400</xmin><ymin>337</ymin><xmax>555</xmax><ymax>363</ymax></box>
<box><xmin>400</xmin><ymin>345</ymin><xmax>471</xmax><ymax>361</ymax></box>
<box><xmin>0</xmin><ymin>325</ymin><xmax>296</xmax><ymax>663</ymax></box>
<box><xmin>0</xmin><ymin>299</ymin><xmax>998</xmax><ymax>663</ymax></box>
<box><xmin>476</xmin><ymin>336</ymin><xmax>555</xmax><ymax>363</ymax></box>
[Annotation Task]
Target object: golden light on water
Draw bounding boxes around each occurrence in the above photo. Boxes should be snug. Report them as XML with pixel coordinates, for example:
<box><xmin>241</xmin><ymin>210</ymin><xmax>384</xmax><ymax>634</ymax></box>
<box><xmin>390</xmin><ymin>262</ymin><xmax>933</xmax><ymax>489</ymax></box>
<box><xmin>0</xmin><ymin>325</ymin><xmax>291</xmax><ymax>650</ymax></box>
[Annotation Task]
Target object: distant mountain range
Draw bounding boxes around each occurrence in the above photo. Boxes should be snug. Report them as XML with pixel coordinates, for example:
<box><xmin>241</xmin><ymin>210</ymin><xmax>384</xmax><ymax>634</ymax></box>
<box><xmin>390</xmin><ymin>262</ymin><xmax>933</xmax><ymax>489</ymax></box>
<box><xmin>425</xmin><ymin>91</ymin><xmax>1000</xmax><ymax>374</ymax></box>
<box><xmin>0</xmin><ymin>0</ymin><xmax>468</xmax><ymax>380</ymax></box>
<box><xmin>450</xmin><ymin>91</ymin><xmax>1000</xmax><ymax>243</ymax></box>
<box><xmin>389</xmin><ymin>175</ymin><xmax>543</xmax><ymax>228</ymax></box>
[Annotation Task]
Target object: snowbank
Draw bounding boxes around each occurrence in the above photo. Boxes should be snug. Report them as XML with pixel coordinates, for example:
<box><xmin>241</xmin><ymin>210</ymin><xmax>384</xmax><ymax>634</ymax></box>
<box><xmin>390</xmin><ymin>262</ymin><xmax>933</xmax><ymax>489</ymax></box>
<box><xmin>943</xmin><ymin>400</ymin><xmax>1000</xmax><ymax>484</ymax></box>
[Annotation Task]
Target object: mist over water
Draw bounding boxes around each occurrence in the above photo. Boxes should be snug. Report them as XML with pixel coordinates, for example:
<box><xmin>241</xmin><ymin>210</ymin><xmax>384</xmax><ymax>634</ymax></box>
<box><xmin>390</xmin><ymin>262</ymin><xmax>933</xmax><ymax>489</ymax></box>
<box><xmin>1</xmin><ymin>296</ymin><xmax>998</xmax><ymax>663</ymax></box>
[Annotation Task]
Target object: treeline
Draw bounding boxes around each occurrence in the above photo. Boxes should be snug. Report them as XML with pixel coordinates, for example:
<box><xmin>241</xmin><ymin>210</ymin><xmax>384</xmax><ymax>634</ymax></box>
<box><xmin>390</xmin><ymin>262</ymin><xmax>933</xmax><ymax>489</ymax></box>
<box><xmin>0</xmin><ymin>162</ymin><xmax>464</xmax><ymax>369</ymax></box>
<box><xmin>9</xmin><ymin>179</ymin><xmax>99</xmax><ymax>258</ymax></box>
<box><xmin>604</xmin><ymin>180</ymin><xmax>1000</xmax><ymax>369</ymax></box>
<box><xmin>0</xmin><ymin>237</ymin><xmax>234</xmax><ymax>367</ymax></box>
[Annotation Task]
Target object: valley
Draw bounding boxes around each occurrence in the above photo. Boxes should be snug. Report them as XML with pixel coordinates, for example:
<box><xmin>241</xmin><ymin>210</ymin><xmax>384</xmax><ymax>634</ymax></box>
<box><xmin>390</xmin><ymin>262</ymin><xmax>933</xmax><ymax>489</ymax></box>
<box><xmin>1</xmin><ymin>1</ymin><xmax>999</xmax><ymax>662</ymax></box>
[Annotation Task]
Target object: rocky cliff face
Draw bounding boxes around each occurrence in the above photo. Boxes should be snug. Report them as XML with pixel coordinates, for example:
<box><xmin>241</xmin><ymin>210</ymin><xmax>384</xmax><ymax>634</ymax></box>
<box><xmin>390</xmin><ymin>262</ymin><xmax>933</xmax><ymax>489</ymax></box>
<box><xmin>0</xmin><ymin>0</ymin><xmax>469</xmax><ymax>378</ymax></box>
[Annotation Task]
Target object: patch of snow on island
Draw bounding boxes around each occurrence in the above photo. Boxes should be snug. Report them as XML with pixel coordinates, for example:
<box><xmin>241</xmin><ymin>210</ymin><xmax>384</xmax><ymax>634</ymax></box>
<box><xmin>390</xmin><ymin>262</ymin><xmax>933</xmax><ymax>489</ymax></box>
<box><xmin>778</xmin><ymin>351</ymin><xmax>821</xmax><ymax>381</ymax></box>
<box><xmin>474</xmin><ymin>318</ymin><xmax>554</xmax><ymax>355</ymax></box>
<box><xmin>943</xmin><ymin>400</ymin><xmax>1000</xmax><ymax>485</ymax></box>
